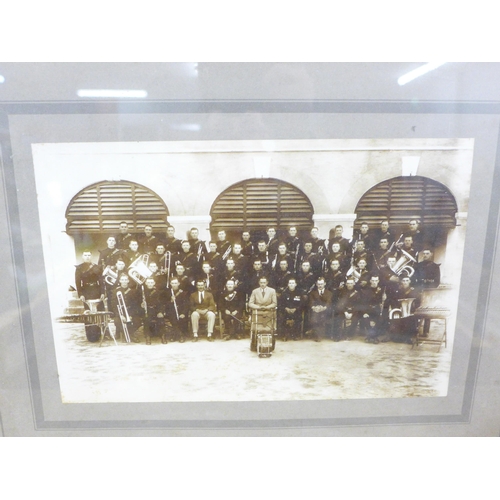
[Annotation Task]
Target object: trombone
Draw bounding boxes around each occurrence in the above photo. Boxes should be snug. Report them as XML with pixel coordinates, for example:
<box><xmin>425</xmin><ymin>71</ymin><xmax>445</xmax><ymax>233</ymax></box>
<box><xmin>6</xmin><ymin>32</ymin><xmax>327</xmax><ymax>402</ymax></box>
<box><xmin>116</xmin><ymin>290</ymin><xmax>131</xmax><ymax>342</ymax></box>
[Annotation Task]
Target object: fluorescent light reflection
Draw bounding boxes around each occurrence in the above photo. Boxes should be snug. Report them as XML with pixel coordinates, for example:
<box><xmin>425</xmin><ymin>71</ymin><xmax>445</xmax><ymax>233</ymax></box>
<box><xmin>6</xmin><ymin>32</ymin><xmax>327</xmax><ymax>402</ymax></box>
<box><xmin>77</xmin><ymin>89</ymin><xmax>148</xmax><ymax>98</ymax></box>
<box><xmin>0</xmin><ymin>75</ymin><xmax>5</xmax><ymax>83</ymax></box>
<box><xmin>170</xmin><ymin>123</ymin><xmax>201</xmax><ymax>131</ymax></box>
<box><xmin>398</xmin><ymin>62</ymin><xmax>447</xmax><ymax>86</ymax></box>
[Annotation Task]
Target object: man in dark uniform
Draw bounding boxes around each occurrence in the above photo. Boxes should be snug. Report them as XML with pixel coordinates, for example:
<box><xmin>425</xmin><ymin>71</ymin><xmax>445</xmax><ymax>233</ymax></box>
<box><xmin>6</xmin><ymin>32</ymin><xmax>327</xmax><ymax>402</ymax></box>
<box><xmin>266</xmin><ymin>227</ymin><xmax>280</xmax><ymax>259</ymax></box>
<box><xmin>124</xmin><ymin>239</ymin><xmax>141</xmax><ymax>266</ymax></box>
<box><xmin>217</xmin><ymin>230</ymin><xmax>232</xmax><ymax>260</ymax></box>
<box><xmin>328</xmin><ymin>225</ymin><xmax>351</xmax><ymax>256</ymax></box>
<box><xmin>75</xmin><ymin>250</ymin><xmax>105</xmax><ymax>308</ymax></box>
<box><xmin>285</xmin><ymin>226</ymin><xmax>302</xmax><ymax>272</ymax></box>
<box><xmin>298</xmin><ymin>241</ymin><xmax>321</xmax><ymax>276</ymax></box>
<box><xmin>221</xmin><ymin>279</ymin><xmax>246</xmax><ymax>341</ymax></box>
<box><xmin>165</xmin><ymin>226</ymin><xmax>182</xmax><ymax>254</ymax></box>
<box><xmin>413</xmin><ymin>248</ymin><xmax>441</xmax><ymax>336</ymax></box>
<box><xmin>173</xmin><ymin>264</ymin><xmax>194</xmax><ymax>294</ymax></box>
<box><xmin>278</xmin><ymin>277</ymin><xmax>304</xmax><ymax>341</ymax></box>
<box><xmin>273</xmin><ymin>259</ymin><xmax>293</xmax><ymax>295</ymax></box>
<box><xmin>138</xmin><ymin>225</ymin><xmax>158</xmax><ymax>255</ymax></box>
<box><xmin>372</xmin><ymin>219</ymin><xmax>394</xmax><ymax>247</ymax></box>
<box><xmin>254</xmin><ymin>240</ymin><xmax>270</xmax><ymax>270</ymax></box>
<box><xmin>174</xmin><ymin>240</ymin><xmax>198</xmax><ymax>276</ymax></box>
<box><xmin>388</xmin><ymin>276</ymin><xmax>420</xmax><ymax>344</ymax></box>
<box><xmin>308</xmin><ymin>277</ymin><xmax>333</xmax><ymax>341</ymax></box>
<box><xmin>98</xmin><ymin>236</ymin><xmax>120</xmax><ymax>269</ymax></box>
<box><xmin>142</xmin><ymin>277</ymin><xmax>167</xmax><ymax>345</ymax></box>
<box><xmin>351</xmin><ymin>222</ymin><xmax>375</xmax><ymax>252</ymax></box>
<box><xmin>241</xmin><ymin>231</ymin><xmax>254</xmax><ymax>257</ymax></box>
<box><xmin>326</xmin><ymin>242</ymin><xmax>349</xmax><ymax>273</ymax></box>
<box><xmin>270</xmin><ymin>242</ymin><xmax>293</xmax><ymax>274</ymax></box>
<box><xmin>166</xmin><ymin>277</ymin><xmax>189</xmax><ymax>343</ymax></box>
<box><xmin>360</xmin><ymin>275</ymin><xmax>384</xmax><ymax>343</ymax></box>
<box><xmin>230</xmin><ymin>242</ymin><xmax>250</xmax><ymax>277</ymax></box>
<box><xmin>352</xmin><ymin>240</ymin><xmax>374</xmax><ymax>271</ymax></box>
<box><xmin>247</xmin><ymin>259</ymin><xmax>266</xmax><ymax>295</ymax></box>
<box><xmin>402</xmin><ymin>219</ymin><xmax>424</xmax><ymax>252</ymax></box>
<box><xmin>336</xmin><ymin>277</ymin><xmax>361</xmax><ymax>340</ymax></box>
<box><xmin>115</xmin><ymin>221</ymin><xmax>134</xmax><ymax>251</ymax></box>
<box><xmin>297</xmin><ymin>261</ymin><xmax>317</xmax><ymax>295</ymax></box>
<box><xmin>113</xmin><ymin>274</ymin><xmax>142</xmax><ymax>343</ymax></box>
<box><xmin>373</xmin><ymin>237</ymin><xmax>396</xmax><ymax>271</ymax></box>
<box><xmin>188</xmin><ymin>227</ymin><xmax>208</xmax><ymax>267</ymax></box>
<box><xmin>325</xmin><ymin>259</ymin><xmax>345</xmax><ymax>340</ymax></box>
<box><xmin>310</xmin><ymin>227</ymin><xmax>327</xmax><ymax>256</ymax></box>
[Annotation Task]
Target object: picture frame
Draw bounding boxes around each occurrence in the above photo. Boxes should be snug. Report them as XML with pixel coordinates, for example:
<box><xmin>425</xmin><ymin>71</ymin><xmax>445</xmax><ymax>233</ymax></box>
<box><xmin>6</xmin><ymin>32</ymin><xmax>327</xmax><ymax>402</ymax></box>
<box><xmin>1</xmin><ymin>63</ymin><xmax>499</xmax><ymax>436</ymax></box>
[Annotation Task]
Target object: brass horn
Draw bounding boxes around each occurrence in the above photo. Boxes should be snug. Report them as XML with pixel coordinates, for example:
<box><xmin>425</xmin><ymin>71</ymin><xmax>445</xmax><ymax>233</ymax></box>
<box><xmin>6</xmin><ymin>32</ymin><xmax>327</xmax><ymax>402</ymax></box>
<box><xmin>389</xmin><ymin>297</ymin><xmax>417</xmax><ymax>319</ymax></box>
<box><xmin>102</xmin><ymin>265</ymin><xmax>118</xmax><ymax>286</ymax></box>
<box><xmin>390</xmin><ymin>249</ymin><xmax>416</xmax><ymax>277</ymax></box>
<box><xmin>128</xmin><ymin>254</ymin><xmax>152</xmax><ymax>285</ymax></box>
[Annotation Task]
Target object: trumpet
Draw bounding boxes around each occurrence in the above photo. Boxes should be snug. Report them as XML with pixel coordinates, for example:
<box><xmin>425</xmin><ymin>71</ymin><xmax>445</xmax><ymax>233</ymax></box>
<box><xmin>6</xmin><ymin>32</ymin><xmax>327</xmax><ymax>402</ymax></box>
<box><xmin>116</xmin><ymin>291</ymin><xmax>131</xmax><ymax>342</ymax></box>
<box><xmin>128</xmin><ymin>254</ymin><xmax>152</xmax><ymax>285</ymax></box>
<box><xmin>102</xmin><ymin>265</ymin><xmax>118</xmax><ymax>286</ymax></box>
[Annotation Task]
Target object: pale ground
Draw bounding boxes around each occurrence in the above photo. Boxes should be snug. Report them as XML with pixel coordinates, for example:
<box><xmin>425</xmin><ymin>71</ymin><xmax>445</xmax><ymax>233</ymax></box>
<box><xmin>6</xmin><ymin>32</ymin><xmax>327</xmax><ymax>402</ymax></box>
<box><xmin>53</xmin><ymin>320</ymin><xmax>452</xmax><ymax>403</ymax></box>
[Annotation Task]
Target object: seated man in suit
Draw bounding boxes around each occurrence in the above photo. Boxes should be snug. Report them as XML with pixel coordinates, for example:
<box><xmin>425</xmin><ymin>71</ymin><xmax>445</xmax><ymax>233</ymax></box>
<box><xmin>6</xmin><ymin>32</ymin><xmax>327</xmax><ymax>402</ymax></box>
<box><xmin>248</xmin><ymin>276</ymin><xmax>278</xmax><ymax>350</ymax></box>
<box><xmin>308</xmin><ymin>277</ymin><xmax>333</xmax><ymax>341</ymax></box>
<box><xmin>189</xmin><ymin>279</ymin><xmax>217</xmax><ymax>342</ymax></box>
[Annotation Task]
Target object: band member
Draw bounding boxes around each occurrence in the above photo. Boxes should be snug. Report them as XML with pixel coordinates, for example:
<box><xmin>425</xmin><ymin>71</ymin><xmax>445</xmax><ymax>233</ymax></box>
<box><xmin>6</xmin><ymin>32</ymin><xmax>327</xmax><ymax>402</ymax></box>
<box><xmin>328</xmin><ymin>225</ymin><xmax>351</xmax><ymax>256</ymax></box>
<box><xmin>174</xmin><ymin>240</ymin><xmax>198</xmax><ymax>275</ymax></box>
<box><xmin>241</xmin><ymin>231</ymin><xmax>254</xmax><ymax>256</ymax></box>
<box><xmin>98</xmin><ymin>236</ymin><xmax>120</xmax><ymax>268</ymax></box>
<box><xmin>326</xmin><ymin>242</ymin><xmax>349</xmax><ymax>273</ymax></box>
<box><xmin>106</xmin><ymin>258</ymin><xmax>128</xmax><ymax>308</ymax></box>
<box><xmin>138</xmin><ymin>224</ymin><xmax>158</xmax><ymax>255</ymax></box>
<box><xmin>297</xmin><ymin>261</ymin><xmax>317</xmax><ymax>295</ymax></box>
<box><xmin>336</xmin><ymin>277</ymin><xmax>362</xmax><ymax>340</ymax></box>
<box><xmin>413</xmin><ymin>248</ymin><xmax>441</xmax><ymax>336</ymax></box>
<box><xmin>388</xmin><ymin>276</ymin><xmax>420</xmax><ymax>344</ymax></box>
<box><xmin>247</xmin><ymin>259</ymin><xmax>266</xmax><ymax>294</ymax></box>
<box><xmin>142</xmin><ymin>277</ymin><xmax>167</xmax><ymax>345</ymax></box>
<box><xmin>286</xmin><ymin>226</ymin><xmax>302</xmax><ymax>270</ymax></box>
<box><xmin>266</xmin><ymin>227</ymin><xmax>279</xmax><ymax>258</ymax></box>
<box><xmin>398</xmin><ymin>235</ymin><xmax>419</xmax><ymax>263</ymax></box>
<box><xmin>206</xmin><ymin>241</ymin><xmax>224</xmax><ymax>275</ymax></box>
<box><xmin>230</xmin><ymin>242</ymin><xmax>250</xmax><ymax>276</ymax></box>
<box><xmin>270</xmin><ymin>242</ymin><xmax>293</xmax><ymax>273</ymax></box>
<box><xmin>352</xmin><ymin>240</ymin><xmax>373</xmax><ymax>270</ymax></box>
<box><xmin>273</xmin><ymin>259</ymin><xmax>293</xmax><ymax>295</ymax></box>
<box><xmin>373</xmin><ymin>237</ymin><xmax>396</xmax><ymax>271</ymax></box>
<box><xmin>360</xmin><ymin>275</ymin><xmax>384</xmax><ymax>343</ymax></box>
<box><xmin>221</xmin><ymin>279</ymin><xmax>246</xmax><ymax>341</ymax></box>
<box><xmin>190</xmin><ymin>279</ymin><xmax>217</xmax><ymax>342</ymax></box>
<box><xmin>353</xmin><ymin>259</ymin><xmax>371</xmax><ymax>291</ymax></box>
<box><xmin>372</xmin><ymin>219</ymin><xmax>394</xmax><ymax>247</ymax></box>
<box><xmin>379</xmin><ymin>255</ymin><xmax>401</xmax><ymax>334</ymax></box>
<box><xmin>148</xmin><ymin>260</ymin><xmax>167</xmax><ymax>291</ymax></box>
<box><xmin>222</xmin><ymin>258</ymin><xmax>243</xmax><ymax>294</ymax></box>
<box><xmin>113</xmin><ymin>274</ymin><xmax>142</xmax><ymax>343</ymax></box>
<box><xmin>278</xmin><ymin>277</ymin><xmax>305</xmax><ymax>341</ymax></box>
<box><xmin>402</xmin><ymin>219</ymin><xmax>424</xmax><ymax>252</ymax></box>
<box><xmin>254</xmin><ymin>240</ymin><xmax>270</xmax><ymax>270</ymax></box>
<box><xmin>198</xmin><ymin>261</ymin><xmax>217</xmax><ymax>295</ymax></box>
<box><xmin>75</xmin><ymin>250</ymin><xmax>105</xmax><ymax>307</ymax></box>
<box><xmin>299</xmin><ymin>241</ymin><xmax>321</xmax><ymax>275</ymax></box>
<box><xmin>325</xmin><ymin>259</ymin><xmax>345</xmax><ymax>340</ymax></box>
<box><xmin>188</xmin><ymin>227</ymin><xmax>208</xmax><ymax>264</ymax></box>
<box><xmin>166</xmin><ymin>277</ymin><xmax>189</xmax><ymax>343</ymax></box>
<box><xmin>124</xmin><ymin>239</ymin><xmax>141</xmax><ymax>265</ymax></box>
<box><xmin>217</xmin><ymin>230</ymin><xmax>232</xmax><ymax>259</ymax></box>
<box><xmin>115</xmin><ymin>221</ymin><xmax>134</xmax><ymax>250</ymax></box>
<box><xmin>173</xmin><ymin>264</ymin><xmax>194</xmax><ymax>294</ymax></box>
<box><xmin>307</xmin><ymin>277</ymin><xmax>333</xmax><ymax>341</ymax></box>
<box><xmin>164</xmin><ymin>226</ymin><xmax>182</xmax><ymax>254</ymax></box>
<box><xmin>351</xmin><ymin>221</ymin><xmax>375</xmax><ymax>251</ymax></box>
<box><xmin>310</xmin><ymin>227</ymin><xmax>327</xmax><ymax>256</ymax></box>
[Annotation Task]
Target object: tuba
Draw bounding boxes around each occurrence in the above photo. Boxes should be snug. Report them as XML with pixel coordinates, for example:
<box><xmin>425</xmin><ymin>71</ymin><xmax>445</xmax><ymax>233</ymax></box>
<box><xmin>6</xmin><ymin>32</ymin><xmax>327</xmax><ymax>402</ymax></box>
<box><xmin>389</xmin><ymin>297</ymin><xmax>416</xmax><ymax>319</ymax></box>
<box><xmin>128</xmin><ymin>254</ymin><xmax>152</xmax><ymax>285</ymax></box>
<box><xmin>102</xmin><ymin>265</ymin><xmax>118</xmax><ymax>286</ymax></box>
<box><xmin>391</xmin><ymin>249</ymin><xmax>416</xmax><ymax>277</ymax></box>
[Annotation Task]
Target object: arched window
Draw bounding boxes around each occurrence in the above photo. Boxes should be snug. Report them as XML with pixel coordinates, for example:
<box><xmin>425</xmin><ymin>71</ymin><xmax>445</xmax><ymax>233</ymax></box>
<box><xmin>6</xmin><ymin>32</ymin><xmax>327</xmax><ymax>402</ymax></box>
<box><xmin>210</xmin><ymin>178</ymin><xmax>314</xmax><ymax>240</ymax></box>
<box><xmin>66</xmin><ymin>180</ymin><xmax>169</xmax><ymax>234</ymax></box>
<box><xmin>355</xmin><ymin>176</ymin><xmax>458</xmax><ymax>246</ymax></box>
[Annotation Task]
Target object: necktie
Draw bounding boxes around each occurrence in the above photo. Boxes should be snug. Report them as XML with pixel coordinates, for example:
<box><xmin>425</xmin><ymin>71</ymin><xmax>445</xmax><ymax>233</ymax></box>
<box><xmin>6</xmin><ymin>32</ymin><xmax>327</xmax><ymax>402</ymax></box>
<box><xmin>261</xmin><ymin>288</ymin><xmax>265</xmax><ymax>298</ymax></box>
<box><xmin>199</xmin><ymin>292</ymin><xmax>203</xmax><ymax>303</ymax></box>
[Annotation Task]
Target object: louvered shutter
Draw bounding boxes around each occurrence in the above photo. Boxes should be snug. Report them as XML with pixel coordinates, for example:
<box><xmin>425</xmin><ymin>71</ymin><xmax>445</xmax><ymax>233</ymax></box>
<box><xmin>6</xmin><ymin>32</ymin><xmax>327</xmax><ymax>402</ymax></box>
<box><xmin>211</xmin><ymin>179</ymin><xmax>314</xmax><ymax>233</ymax></box>
<box><xmin>355</xmin><ymin>176</ymin><xmax>457</xmax><ymax>229</ymax></box>
<box><xmin>66</xmin><ymin>181</ymin><xmax>169</xmax><ymax>234</ymax></box>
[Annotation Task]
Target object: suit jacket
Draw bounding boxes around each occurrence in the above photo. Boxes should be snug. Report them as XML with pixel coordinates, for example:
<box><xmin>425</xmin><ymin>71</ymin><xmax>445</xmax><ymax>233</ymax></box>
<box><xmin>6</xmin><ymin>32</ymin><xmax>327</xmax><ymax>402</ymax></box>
<box><xmin>189</xmin><ymin>290</ymin><xmax>216</xmax><ymax>313</ymax></box>
<box><xmin>248</xmin><ymin>286</ymin><xmax>277</xmax><ymax>310</ymax></box>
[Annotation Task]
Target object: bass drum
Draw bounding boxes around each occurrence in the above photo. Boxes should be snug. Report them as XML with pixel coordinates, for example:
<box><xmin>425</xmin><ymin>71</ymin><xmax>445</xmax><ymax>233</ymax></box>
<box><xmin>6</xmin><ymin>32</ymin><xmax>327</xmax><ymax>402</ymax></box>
<box><xmin>85</xmin><ymin>324</ymin><xmax>101</xmax><ymax>343</ymax></box>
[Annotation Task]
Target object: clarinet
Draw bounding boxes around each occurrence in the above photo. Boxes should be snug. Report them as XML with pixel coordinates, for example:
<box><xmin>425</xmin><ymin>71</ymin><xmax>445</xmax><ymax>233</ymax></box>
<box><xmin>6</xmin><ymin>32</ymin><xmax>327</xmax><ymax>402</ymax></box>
<box><xmin>142</xmin><ymin>285</ymin><xmax>148</xmax><ymax>318</ymax></box>
<box><xmin>171</xmin><ymin>287</ymin><xmax>179</xmax><ymax>320</ymax></box>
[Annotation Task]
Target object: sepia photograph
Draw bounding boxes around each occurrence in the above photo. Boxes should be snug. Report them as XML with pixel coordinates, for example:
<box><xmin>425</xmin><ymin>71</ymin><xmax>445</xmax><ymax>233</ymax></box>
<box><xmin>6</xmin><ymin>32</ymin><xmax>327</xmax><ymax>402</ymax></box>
<box><xmin>33</xmin><ymin>137</ymin><xmax>473</xmax><ymax>403</ymax></box>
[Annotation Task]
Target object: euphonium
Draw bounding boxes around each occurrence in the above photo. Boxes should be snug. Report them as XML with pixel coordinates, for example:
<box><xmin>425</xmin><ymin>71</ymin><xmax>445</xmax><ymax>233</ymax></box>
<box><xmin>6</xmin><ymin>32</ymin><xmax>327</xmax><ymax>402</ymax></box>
<box><xmin>391</xmin><ymin>249</ymin><xmax>416</xmax><ymax>277</ymax></box>
<box><xmin>102</xmin><ymin>265</ymin><xmax>118</xmax><ymax>286</ymax></box>
<box><xmin>128</xmin><ymin>254</ymin><xmax>152</xmax><ymax>285</ymax></box>
<box><xmin>389</xmin><ymin>297</ymin><xmax>416</xmax><ymax>319</ymax></box>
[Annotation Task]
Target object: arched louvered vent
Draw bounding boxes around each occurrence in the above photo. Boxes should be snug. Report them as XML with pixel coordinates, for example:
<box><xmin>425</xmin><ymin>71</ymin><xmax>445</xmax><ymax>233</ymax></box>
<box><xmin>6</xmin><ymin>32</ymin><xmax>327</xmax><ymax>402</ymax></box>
<box><xmin>65</xmin><ymin>181</ymin><xmax>169</xmax><ymax>234</ymax></box>
<box><xmin>355</xmin><ymin>176</ymin><xmax>457</xmax><ymax>229</ymax></box>
<box><xmin>210</xmin><ymin>178</ymin><xmax>314</xmax><ymax>234</ymax></box>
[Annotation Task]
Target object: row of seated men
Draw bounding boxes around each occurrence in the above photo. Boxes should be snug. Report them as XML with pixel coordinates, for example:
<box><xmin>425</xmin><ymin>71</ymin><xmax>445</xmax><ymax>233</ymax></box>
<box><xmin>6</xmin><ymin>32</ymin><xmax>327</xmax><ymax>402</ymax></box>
<box><xmin>75</xmin><ymin>235</ymin><xmax>441</xmax><ymax>344</ymax></box>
